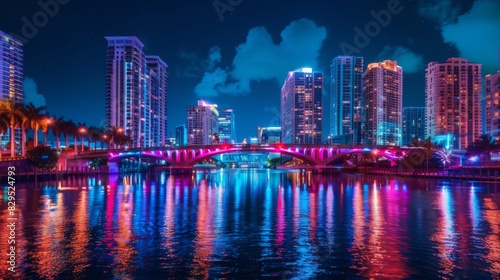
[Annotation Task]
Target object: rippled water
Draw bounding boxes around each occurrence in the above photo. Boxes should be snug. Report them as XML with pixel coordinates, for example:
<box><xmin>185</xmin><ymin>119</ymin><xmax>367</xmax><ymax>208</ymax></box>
<box><xmin>1</xmin><ymin>170</ymin><xmax>500</xmax><ymax>279</ymax></box>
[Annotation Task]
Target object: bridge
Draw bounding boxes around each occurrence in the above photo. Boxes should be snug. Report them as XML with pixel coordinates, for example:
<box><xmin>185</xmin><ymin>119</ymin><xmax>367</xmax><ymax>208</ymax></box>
<box><xmin>74</xmin><ymin>144</ymin><xmax>418</xmax><ymax>170</ymax></box>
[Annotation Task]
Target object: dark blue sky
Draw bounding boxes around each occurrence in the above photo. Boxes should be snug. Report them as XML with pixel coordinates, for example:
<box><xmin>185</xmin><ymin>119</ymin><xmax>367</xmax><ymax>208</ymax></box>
<box><xmin>1</xmin><ymin>0</ymin><xmax>499</xmax><ymax>141</ymax></box>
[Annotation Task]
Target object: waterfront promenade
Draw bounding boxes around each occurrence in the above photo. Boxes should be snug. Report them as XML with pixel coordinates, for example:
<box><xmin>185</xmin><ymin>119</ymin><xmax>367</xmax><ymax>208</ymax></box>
<box><xmin>3</xmin><ymin>161</ymin><xmax>500</xmax><ymax>183</ymax></box>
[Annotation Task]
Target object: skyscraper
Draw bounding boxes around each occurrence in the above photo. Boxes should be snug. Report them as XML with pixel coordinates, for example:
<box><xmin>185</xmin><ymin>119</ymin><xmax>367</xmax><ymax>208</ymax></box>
<box><xmin>187</xmin><ymin>100</ymin><xmax>219</xmax><ymax>145</ymax></box>
<box><xmin>402</xmin><ymin>107</ymin><xmax>426</xmax><ymax>145</ymax></box>
<box><xmin>485</xmin><ymin>72</ymin><xmax>500</xmax><ymax>140</ymax></box>
<box><xmin>363</xmin><ymin>60</ymin><xmax>403</xmax><ymax>146</ymax></box>
<box><xmin>330</xmin><ymin>56</ymin><xmax>364</xmax><ymax>144</ymax></box>
<box><xmin>218</xmin><ymin>108</ymin><xmax>236</xmax><ymax>143</ymax></box>
<box><xmin>146</xmin><ymin>56</ymin><xmax>168</xmax><ymax>147</ymax></box>
<box><xmin>281</xmin><ymin>67</ymin><xmax>323</xmax><ymax>144</ymax></box>
<box><xmin>0</xmin><ymin>30</ymin><xmax>23</xmax><ymax>148</ymax></box>
<box><xmin>426</xmin><ymin>58</ymin><xmax>482</xmax><ymax>149</ymax></box>
<box><xmin>105</xmin><ymin>36</ymin><xmax>167</xmax><ymax>147</ymax></box>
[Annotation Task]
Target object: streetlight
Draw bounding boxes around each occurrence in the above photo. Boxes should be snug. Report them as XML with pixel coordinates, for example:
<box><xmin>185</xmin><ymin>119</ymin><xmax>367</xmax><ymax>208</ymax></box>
<box><xmin>80</xmin><ymin>127</ymin><xmax>87</xmax><ymax>152</ymax></box>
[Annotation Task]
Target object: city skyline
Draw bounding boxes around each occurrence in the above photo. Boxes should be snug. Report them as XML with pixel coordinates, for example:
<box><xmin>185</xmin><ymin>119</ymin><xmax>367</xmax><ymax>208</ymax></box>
<box><xmin>2</xmin><ymin>2</ymin><xmax>500</xmax><ymax>279</ymax></box>
<box><xmin>1</xmin><ymin>0</ymin><xmax>499</xmax><ymax>140</ymax></box>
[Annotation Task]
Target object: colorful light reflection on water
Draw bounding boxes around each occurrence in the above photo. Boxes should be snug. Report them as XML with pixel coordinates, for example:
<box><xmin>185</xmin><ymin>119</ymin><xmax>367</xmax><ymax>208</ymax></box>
<box><xmin>1</xmin><ymin>171</ymin><xmax>499</xmax><ymax>279</ymax></box>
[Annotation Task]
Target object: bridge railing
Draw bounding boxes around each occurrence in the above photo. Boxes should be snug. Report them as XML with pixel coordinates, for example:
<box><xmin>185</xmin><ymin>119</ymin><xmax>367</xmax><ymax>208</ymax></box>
<box><xmin>77</xmin><ymin>143</ymin><xmax>422</xmax><ymax>151</ymax></box>
<box><xmin>0</xmin><ymin>156</ymin><xmax>27</xmax><ymax>161</ymax></box>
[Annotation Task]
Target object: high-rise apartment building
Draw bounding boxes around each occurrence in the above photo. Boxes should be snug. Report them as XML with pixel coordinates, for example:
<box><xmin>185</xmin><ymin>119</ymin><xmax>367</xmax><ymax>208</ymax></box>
<box><xmin>330</xmin><ymin>56</ymin><xmax>364</xmax><ymax>144</ymax></box>
<box><xmin>281</xmin><ymin>67</ymin><xmax>323</xmax><ymax>144</ymax></box>
<box><xmin>402</xmin><ymin>107</ymin><xmax>426</xmax><ymax>145</ymax></box>
<box><xmin>105</xmin><ymin>36</ymin><xmax>167</xmax><ymax>147</ymax></box>
<box><xmin>363</xmin><ymin>60</ymin><xmax>403</xmax><ymax>146</ymax></box>
<box><xmin>0</xmin><ymin>30</ymin><xmax>23</xmax><ymax>148</ymax></box>
<box><xmin>218</xmin><ymin>108</ymin><xmax>236</xmax><ymax>143</ymax></box>
<box><xmin>146</xmin><ymin>56</ymin><xmax>168</xmax><ymax>147</ymax></box>
<box><xmin>485</xmin><ymin>72</ymin><xmax>500</xmax><ymax>140</ymax></box>
<box><xmin>187</xmin><ymin>100</ymin><xmax>219</xmax><ymax>145</ymax></box>
<box><xmin>426</xmin><ymin>57</ymin><xmax>482</xmax><ymax>149</ymax></box>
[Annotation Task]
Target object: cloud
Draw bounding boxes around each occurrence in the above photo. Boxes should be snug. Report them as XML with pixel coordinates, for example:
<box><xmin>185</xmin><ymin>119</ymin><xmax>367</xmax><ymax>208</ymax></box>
<box><xmin>176</xmin><ymin>46</ymin><xmax>223</xmax><ymax>78</ymax></box>
<box><xmin>194</xmin><ymin>68</ymin><xmax>228</xmax><ymax>97</ymax></box>
<box><xmin>207</xmin><ymin>46</ymin><xmax>221</xmax><ymax>70</ymax></box>
<box><xmin>23</xmin><ymin>78</ymin><xmax>46</xmax><ymax>107</ymax></box>
<box><xmin>194</xmin><ymin>18</ymin><xmax>327</xmax><ymax>97</ymax></box>
<box><xmin>377</xmin><ymin>46</ymin><xmax>425</xmax><ymax>73</ymax></box>
<box><xmin>417</xmin><ymin>0</ymin><xmax>462</xmax><ymax>25</ymax></box>
<box><xmin>441</xmin><ymin>0</ymin><xmax>500</xmax><ymax>74</ymax></box>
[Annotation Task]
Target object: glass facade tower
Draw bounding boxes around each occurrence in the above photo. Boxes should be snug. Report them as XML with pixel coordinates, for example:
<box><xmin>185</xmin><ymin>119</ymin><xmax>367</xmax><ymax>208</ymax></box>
<box><xmin>330</xmin><ymin>56</ymin><xmax>364</xmax><ymax>145</ymax></box>
<box><xmin>281</xmin><ymin>67</ymin><xmax>323</xmax><ymax>144</ymax></box>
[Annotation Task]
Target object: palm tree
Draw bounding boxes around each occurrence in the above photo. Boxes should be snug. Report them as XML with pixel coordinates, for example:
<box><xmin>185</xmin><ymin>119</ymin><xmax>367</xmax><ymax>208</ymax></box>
<box><xmin>467</xmin><ymin>134</ymin><xmax>499</xmax><ymax>162</ymax></box>
<box><xmin>76</xmin><ymin>122</ymin><xmax>87</xmax><ymax>152</ymax></box>
<box><xmin>41</xmin><ymin>114</ymin><xmax>53</xmax><ymax>146</ymax></box>
<box><xmin>24</xmin><ymin>103</ymin><xmax>47</xmax><ymax>147</ymax></box>
<box><xmin>0</xmin><ymin>98</ymin><xmax>22</xmax><ymax>157</ymax></box>
<box><xmin>60</xmin><ymin>119</ymin><xmax>76</xmax><ymax>151</ymax></box>
<box><xmin>105</xmin><ymin>126</ymin><xmax>125</xmax><ymax>149</ymax></box>
<box><xmin>51</xmin><ymin>116</ymin><xmax>64</xmax><ymax>151</ymax></box>
<box><xmin>15</xmin><ymin>103</ymin><xmax>30</xmax><ymax>156</ymax></box>
<box><xmin>88</xmin><ymin>126</ymin><xmax>105</xmax><ymax>150</ymax></box>
<box><xmin>102</xmin><ymin>133</ymin><xmax>110</xmax><ymax>150</ymax></box>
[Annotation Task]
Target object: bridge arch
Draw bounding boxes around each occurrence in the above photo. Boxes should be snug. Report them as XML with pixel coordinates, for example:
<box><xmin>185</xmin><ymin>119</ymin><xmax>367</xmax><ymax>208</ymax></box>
<box><xmin>320</xmin><ymin>148</ymin><xmax>401</xmax><ymax>166</ymax></box>
<box><xmin>109</xmin><ymin>151</ymin><xmax>176</xmax><ymax>166</ymax></box>
<box><xmin>182</xmin><ymin>147</ymin><xmax>319</xmax><ymax>167</ymax></box>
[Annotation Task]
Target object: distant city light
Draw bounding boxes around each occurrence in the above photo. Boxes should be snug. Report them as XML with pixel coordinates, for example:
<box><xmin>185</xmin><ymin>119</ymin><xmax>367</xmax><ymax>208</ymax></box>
<box><xmin>469</xmin><ymin>156</ymin><xmax>479</xmax><ymax>162</ymax></box>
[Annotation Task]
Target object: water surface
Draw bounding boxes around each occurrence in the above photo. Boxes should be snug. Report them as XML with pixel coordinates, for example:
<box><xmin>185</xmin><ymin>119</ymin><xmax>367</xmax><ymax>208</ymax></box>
<box><xmin>1</xmin><ymin>170</ymin><xmax>500</xmax><ymax>279</ymax></box>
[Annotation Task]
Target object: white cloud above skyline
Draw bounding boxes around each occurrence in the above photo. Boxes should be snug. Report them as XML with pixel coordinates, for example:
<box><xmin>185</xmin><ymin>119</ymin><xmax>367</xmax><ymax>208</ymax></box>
<box><xmin>377</xmin><ymin>46</ymin><xmax>425</xmax><ymax>74</ymax></box>
<box><xmin>194</xmin><ymin>18</ymin><xmax>327</xmax><ymax>97</ymax></box>
<box><xmin>23</xmin><ymin>77</ymin><xmax>46</xmax><ymax>107</ymax></box>
<box><xmin>442</xmin><ymin>0</ymin><xmax>500</xmax><ymax>74</ymax></box>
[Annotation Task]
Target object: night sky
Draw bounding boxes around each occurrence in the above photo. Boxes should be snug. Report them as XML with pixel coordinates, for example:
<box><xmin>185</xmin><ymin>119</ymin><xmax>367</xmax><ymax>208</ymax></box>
<box><xmin>1</xmin><ymin>0</ymin><xmax>499</xmax><ymax>141</ymax></box>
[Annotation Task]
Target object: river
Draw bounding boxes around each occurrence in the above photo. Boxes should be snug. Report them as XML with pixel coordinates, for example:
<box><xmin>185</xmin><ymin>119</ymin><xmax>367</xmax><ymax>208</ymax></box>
<box><xmin>1</xmin><ymin>170</ymin><xmax>499</xmax><ymax>279</ymax></box>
